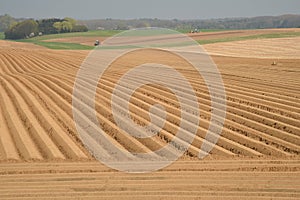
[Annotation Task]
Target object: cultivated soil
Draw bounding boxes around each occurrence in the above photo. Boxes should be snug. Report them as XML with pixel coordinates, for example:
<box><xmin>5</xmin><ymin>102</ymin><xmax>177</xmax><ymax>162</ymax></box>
<box><xmin>0</xmin><ymin>31</ymin><xmax>299</xmax><ymax>199</ymax></box>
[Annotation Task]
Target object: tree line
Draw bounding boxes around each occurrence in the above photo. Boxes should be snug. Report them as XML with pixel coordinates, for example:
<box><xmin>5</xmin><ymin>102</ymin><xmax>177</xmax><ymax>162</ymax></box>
<box><xmin>2</xmin><ymin>16</ymin><xmax>88</xmax><ymax>39</ymax></box>
<box><xmin>79</xmin><ymin>14</ymin><xmax>300</xmax><ymax>30</ymax></box>
<box><xmin>1</xmin><ymin>14</ymin><xmax>300</xmax><ymax>39</ymax></box>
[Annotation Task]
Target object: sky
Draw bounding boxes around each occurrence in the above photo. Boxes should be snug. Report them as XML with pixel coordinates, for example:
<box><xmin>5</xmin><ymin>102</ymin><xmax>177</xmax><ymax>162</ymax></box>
<box><xmin>0</xmin><ymin>0</ymin><xmax>300</xmax><ymax>20</ymax></box>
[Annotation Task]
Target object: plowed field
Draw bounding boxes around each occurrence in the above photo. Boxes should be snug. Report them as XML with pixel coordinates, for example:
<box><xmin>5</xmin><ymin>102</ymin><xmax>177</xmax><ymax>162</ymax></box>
<box><xmin>0</xmin><ymin>34</ymin><xmax>299</xmax><ymax>199</ymax></box>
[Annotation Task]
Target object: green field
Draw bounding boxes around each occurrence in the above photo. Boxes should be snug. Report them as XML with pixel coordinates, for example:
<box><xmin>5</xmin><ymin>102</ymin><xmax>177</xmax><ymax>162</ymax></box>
<box><xmin>17</xmin><ymin>39</ymin><xmax>95</xmax><ymax>50</ymax></box>
<box><xmin>198</xmin><ymin>31</ymin><xmax>300</xmax><ymax>45</ymax></box>
<box><xmin>27</xmin><ymin>30</ymin><xmax>121</xmax><ymax>41</ymax></box>
<box><xmin>0</xmin><ymin>32</ymin><xmax>4</xmax><ymax>40</ymax></box>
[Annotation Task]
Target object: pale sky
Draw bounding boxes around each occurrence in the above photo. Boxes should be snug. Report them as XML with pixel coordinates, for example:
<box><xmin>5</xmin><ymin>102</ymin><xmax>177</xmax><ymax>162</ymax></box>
<box><xmin>0</xmin><ymin>0</ymin><xmax>299</xmax><ymax>20</ymax></box>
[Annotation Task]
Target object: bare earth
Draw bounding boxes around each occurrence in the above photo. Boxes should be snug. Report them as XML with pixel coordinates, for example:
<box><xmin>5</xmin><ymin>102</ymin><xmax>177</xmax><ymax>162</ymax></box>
<box><xmin>0</xmin><ymin>31</ymin><xmax>299</xmax><ymax>199</ymax></box>
<box><xmin>204</xmin><ymin>37</ymin><xmax>300</xmax><ymax>59</ymax></box>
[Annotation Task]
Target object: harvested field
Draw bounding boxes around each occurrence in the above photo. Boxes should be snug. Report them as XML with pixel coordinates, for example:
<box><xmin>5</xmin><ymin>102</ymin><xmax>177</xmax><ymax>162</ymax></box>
<box><xmin>0</xmin><ymin>32</ymin><xmax>299</xmax><ymax>198</ymax></box>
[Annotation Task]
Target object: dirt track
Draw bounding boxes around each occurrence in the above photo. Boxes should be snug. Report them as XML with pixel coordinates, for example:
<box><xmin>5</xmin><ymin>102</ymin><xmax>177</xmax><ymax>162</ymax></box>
<box><xmin>0</xmin><ymin>34</ymin><xmax>299</xmax><ymax>198</ymax></box>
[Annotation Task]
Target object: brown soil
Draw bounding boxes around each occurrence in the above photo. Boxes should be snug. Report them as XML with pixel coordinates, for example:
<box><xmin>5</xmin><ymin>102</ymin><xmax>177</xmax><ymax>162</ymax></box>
<box><xmin>0</xmin><ymin>32</ymin><xmax>299</xmax><ymax>198</ymax></box>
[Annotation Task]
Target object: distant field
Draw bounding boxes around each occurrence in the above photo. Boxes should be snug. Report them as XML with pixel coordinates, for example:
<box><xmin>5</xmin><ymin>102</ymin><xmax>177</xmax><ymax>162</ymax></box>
<box><xmin>0</xmin><ymin>32</ymin><xmax>4</xmax><ymax>40</ymax></box>
<box><xmin>17</xmin><ymin>40</ymin><xmax>94</xmax><ymax>50</ymax></box>
<box><xmin>35</xmin><ymin>30</ymin><xmax>121</xmax><ymax>40</ymax></box>
<box><xmin>15</xmin><ymin>30</ymin><xmax>121</xmax><ymax>50</ymax></box>
<box><xmin>27</xmin><ymin>28</ymin><xmax>300</xmax><ymax>49</ymax></box>
<box><xmin>177</xmin><ymin>29</ymin><xmax>226</xmax><ymax>33</ymax></box>
<box><xmin>204</xmin><ymin>36</ymin><xmax>300</xmax><ymax>59</ymax></box>
<box><xmin>198</xmin><ymin>31</ymin><xmax>300</xmax><ymax>44</ymax></box>
<box><xmin>4</xmin><ymin>28</ymin><xmax>300</xmax><ymax>50</ymax></box>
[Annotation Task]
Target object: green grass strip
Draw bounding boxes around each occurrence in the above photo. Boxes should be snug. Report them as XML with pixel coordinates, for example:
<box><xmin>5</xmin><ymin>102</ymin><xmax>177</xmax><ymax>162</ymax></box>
<box><xmin>17</xmin><ymin>39</ymin><xmax>94</xmax><ymax>50</ymax></box>
<box><xmin>0</xmin><ymin>32</ymin><xmax>4</xmax><ymax>40</ymax></box>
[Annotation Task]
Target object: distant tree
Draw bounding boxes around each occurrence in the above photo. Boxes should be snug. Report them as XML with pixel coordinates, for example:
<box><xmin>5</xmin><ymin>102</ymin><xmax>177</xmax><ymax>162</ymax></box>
<box><xmin>64</xmin><ymin>17</ymin><xmax>76</xmax><ymax>26</ymax></box>
<box><xmin>135</xmin><ymin>21</ymin><xmax>149</xmax><ymax>28</ymax></box>
<box><xmin>0</xmin><ymin>14</ymin><xmax>17</xmax><ymax>32</ymax></box>
<box><xmin>5</xmin><ymin>19</ymin><xmax>38</xmax><ymax>39</ymax></box>
<box><xmin>38</xmin><ymin>18</ymin><xmax>63</xmax><ymax>34</ymax></box>
<box><xmin>53</xmin><ymin>22</ymin><xmax>63</xmax><ymax>33</ymax></box>
<box><xmin>53</xmin><ymin>18</ymin><xmax>88</xmax><ymax>33</ymax></box>
<box><xmin>79</xmin><ymin>15</ymin><xmax>300</xmax><ymax>31</ymax></box>
<box><xmin>72</xmin><ymin>25</ymin><xmax>88</xmax><ymax>32</ymax></box>
<box><xmin>61</xmin><ymin>21</ymin><xmax>73</xmax><ymax>32</ymax></box>
<box><xmin>115</xmin><ymin>22</ymin><xmax>129</xmax><ymax>30</ymax></box>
